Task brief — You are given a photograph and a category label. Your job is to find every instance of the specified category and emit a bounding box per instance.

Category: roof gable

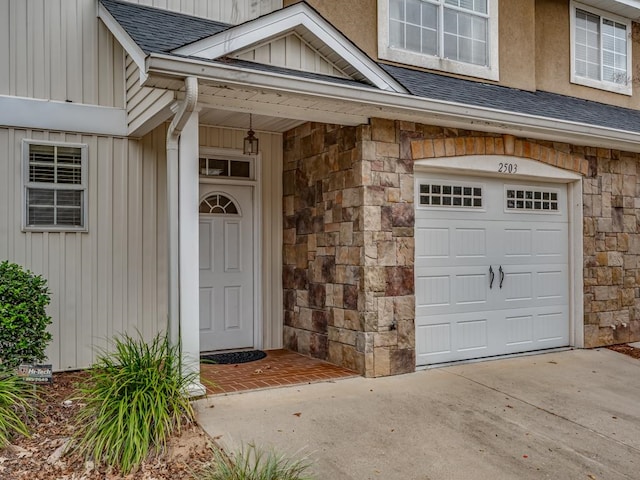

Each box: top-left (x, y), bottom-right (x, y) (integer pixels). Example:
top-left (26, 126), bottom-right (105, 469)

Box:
top-left (232, 32), bottom-right (351, 80)
top-left (171, 2), bottom-right (406, 92)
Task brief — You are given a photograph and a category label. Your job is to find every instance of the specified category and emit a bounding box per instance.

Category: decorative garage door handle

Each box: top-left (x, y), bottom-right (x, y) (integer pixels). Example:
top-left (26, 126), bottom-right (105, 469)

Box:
top-left (499, 266), bottom-right (504, 289)
top-left (489, 266), bottom-right (494, 289)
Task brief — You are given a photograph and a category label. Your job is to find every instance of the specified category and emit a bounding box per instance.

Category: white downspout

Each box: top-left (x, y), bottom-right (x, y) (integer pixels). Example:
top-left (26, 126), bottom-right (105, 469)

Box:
top-left (166, 76), bottom-right (198, 386)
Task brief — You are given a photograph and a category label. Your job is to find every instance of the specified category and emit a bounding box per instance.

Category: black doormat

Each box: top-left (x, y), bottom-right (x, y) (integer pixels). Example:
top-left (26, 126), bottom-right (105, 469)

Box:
top-left (201, 350), bottom-right (267, 365)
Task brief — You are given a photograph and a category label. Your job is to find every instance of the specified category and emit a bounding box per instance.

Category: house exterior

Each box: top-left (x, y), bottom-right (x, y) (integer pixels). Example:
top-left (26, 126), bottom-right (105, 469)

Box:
top-left (2, 0), bottom-right (640, 393)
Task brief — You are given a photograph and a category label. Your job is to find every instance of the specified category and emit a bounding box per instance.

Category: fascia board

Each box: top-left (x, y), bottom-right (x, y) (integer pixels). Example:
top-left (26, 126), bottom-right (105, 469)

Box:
top-left (148, 54), bottom-right (640, 153)
top-left (172, 3), bottom-right (406, 93)
top-left (98, 2), bottom-right (148, 84)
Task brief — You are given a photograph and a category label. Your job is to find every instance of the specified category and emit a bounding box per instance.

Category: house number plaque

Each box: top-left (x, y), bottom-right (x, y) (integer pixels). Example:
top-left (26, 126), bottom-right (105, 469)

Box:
top-left (498, 162), bottom-right (518, 174)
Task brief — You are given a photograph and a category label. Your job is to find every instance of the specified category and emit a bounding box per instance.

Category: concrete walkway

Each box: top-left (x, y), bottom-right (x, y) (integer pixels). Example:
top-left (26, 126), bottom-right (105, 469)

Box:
top-left (194, 349), bottom-right (640, 479)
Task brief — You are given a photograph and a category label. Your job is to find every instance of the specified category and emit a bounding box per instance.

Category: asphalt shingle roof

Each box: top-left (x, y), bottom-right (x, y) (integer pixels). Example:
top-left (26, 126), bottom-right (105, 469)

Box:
top-left (381, 63), bottom-right (640, 134)
top-left (100, 0), bottom-right (230, 53)
top-left (100, 0), bottom-right (640, 135)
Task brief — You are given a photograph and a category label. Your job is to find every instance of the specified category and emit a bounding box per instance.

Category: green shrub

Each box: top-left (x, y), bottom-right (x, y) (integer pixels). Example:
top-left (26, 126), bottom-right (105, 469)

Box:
top-left (0, 368), bottom-right (33, 448)
top-left (197, 444), bottom-right (314, 480)
top-left (73, 332), bottom-right (196, 474)
top-left (0, 261), bottom-right (52, 369)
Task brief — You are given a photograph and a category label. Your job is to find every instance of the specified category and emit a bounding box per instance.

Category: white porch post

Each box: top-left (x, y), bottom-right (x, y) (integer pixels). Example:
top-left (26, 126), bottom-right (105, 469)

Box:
top-left (167, 77), bottom-right (203, 397)
top-left (179, 110), bottom-right (205, 396)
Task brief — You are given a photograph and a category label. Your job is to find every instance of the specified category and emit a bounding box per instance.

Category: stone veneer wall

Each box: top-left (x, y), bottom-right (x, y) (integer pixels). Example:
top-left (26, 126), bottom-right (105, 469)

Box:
top-left (283, 118), bottom-right (640, 376)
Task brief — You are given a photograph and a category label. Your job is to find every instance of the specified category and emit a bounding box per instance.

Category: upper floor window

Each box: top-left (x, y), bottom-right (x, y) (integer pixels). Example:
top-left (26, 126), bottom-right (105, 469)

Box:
top-left (378, 0), bottom-right (499, 81)
top-left (570, 2), bottom-right (632, 95)
top-left (23, 140), bottom-right (88, 231)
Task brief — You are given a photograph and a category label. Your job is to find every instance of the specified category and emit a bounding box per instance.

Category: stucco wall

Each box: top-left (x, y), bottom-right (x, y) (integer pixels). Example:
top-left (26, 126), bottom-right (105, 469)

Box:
top-left (499, 0), bottom-right (536, 90)
top-left (284, 0), bottom-right (378, 59)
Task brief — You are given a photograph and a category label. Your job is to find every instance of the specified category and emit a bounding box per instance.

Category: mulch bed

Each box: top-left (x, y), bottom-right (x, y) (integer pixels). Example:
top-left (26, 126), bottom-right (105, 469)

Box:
top-left (0, 371), bottom-right (213, 480)
top-left (607, 343), bottom-right (640, 360)
top-left (2, 345), bottom-right (639, 478)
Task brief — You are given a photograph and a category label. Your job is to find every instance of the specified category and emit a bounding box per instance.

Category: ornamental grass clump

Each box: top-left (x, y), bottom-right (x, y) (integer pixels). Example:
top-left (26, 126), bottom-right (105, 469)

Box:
top-left (0, 368), bottom-right (33, 448)
top-left (197, 444), bottom-right (315, 480)
top-left (74, 333), bottom-right (196, 474)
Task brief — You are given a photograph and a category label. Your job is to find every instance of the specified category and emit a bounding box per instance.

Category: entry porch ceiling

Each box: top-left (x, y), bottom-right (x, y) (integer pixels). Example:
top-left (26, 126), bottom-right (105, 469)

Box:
top-left (196, 82), bottom-right (374, 131)
top-left (146, 74), bottom-right (375, 133)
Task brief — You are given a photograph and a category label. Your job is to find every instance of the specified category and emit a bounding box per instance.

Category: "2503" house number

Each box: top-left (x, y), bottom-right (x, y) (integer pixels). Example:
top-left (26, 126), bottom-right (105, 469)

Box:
top-left (498, 162), bottom-right (518, 174)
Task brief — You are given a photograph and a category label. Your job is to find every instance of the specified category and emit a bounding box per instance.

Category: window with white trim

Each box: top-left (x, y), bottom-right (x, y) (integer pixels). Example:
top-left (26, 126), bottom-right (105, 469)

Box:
top-left (379, 0), bottom-right (499, 81)
top-left (23, 141), bottom-right (88, 231)
top-left (570, 2), bottom-right (632, 95)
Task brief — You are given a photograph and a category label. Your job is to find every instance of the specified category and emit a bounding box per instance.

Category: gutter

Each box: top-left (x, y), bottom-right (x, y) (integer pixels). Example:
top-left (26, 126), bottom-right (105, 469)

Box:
top-left (166, 76), bottom-right (198, 350)
top-left (147, 54), bottom-right (640, 153)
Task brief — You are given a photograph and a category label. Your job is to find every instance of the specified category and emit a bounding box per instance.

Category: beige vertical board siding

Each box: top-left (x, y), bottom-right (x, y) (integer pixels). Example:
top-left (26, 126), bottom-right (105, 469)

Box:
top-left (0, 129), bottom-right (9, 260)
top-left (140, 125), bottom-right (169, 340)
top-left (0, 127), bottom-right (167, 370)
top-left (198, 124), bottom-right (283, 349)
top-left (0, 1), bottom-right (9, 93)
top-left (126, 56), bottom-right (175, 133)
top-left (234, 34), bottom-right (349, 78)
top-left (124, 0), bottom-right (282, 24)
top-left (0, 0), bottom-right (124, 107)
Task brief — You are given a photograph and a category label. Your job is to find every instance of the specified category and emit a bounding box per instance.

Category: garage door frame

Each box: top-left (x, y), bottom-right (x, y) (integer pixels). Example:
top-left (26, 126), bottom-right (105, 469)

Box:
top-left (414, 155), bottom-right (584, 366)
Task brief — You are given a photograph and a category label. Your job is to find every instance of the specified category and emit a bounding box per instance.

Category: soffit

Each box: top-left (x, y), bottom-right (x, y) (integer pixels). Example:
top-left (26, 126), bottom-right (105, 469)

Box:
top-left (577, 0), bottom-right (640, 19)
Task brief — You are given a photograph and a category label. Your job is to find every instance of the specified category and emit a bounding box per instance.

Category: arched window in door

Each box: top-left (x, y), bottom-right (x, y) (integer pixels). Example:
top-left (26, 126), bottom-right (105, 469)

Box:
top-left (199, 194), bottom-right (239, 215)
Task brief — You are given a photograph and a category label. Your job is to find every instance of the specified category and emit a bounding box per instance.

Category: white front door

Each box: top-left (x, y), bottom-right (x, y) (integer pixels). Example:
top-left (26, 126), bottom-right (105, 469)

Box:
top-left (199, 184), bottom-right (254, 351)
top-left (415, 173), bottom-right (570, 365)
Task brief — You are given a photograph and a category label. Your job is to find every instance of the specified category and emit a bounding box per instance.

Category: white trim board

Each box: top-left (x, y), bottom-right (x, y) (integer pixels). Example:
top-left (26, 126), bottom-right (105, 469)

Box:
top-left (0, 96), bottom-right (127, 136)
top-left (172, 2), bottom-right (406, 93)
top-left (414, 156), bottom-right (583, 182)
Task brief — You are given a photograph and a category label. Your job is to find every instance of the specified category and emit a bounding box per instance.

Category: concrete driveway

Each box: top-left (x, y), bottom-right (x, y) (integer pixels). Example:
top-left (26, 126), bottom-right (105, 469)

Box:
top-left (194, 349), bottom-right (640, 479)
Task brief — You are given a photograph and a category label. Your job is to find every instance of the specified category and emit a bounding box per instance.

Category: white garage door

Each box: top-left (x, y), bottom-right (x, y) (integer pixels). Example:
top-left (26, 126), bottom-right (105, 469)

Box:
top-left (415, 173), bottom-right (570, 366)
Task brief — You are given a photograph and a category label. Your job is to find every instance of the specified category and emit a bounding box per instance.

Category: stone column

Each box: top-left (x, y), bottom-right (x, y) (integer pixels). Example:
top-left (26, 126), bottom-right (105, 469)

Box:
top-left (283, 120), bottom-right (416, 376)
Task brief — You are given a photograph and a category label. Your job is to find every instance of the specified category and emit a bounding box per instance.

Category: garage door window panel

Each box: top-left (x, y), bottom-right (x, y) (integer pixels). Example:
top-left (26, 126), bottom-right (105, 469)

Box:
top-left (505, 186), bottom-right (560, 212)
top-left (419, 182), bottom-right (483, 207)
